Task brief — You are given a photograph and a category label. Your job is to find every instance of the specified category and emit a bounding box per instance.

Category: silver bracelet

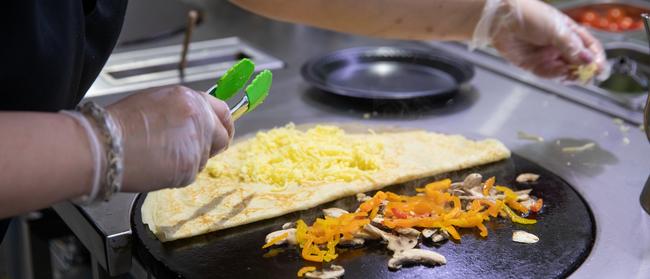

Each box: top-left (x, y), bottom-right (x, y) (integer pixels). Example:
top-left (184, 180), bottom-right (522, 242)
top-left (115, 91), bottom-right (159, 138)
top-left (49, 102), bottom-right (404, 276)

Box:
top-left (78, 102), bottom-right (124, 202)
top-left (60, 111), bottom-right (103, 205)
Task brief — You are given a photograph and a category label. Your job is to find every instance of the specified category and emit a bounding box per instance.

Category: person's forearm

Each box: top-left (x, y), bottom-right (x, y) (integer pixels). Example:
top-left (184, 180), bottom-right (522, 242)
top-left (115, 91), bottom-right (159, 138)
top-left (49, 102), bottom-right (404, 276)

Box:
top-left (230, 0), bottom-right (486, 41)
top-left (0, 112), bottom-right (93, 218)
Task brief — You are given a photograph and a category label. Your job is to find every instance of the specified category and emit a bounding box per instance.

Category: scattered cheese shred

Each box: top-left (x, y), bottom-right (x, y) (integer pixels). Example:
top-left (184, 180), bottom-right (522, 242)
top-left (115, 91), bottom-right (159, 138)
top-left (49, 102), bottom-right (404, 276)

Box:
top-left (262, 232), bottom-right (288, 249)
top-left (207, 124), bottom-right (385, 188)
top-left (297, 266), bottom-right (317, 277)
top-left (573, 62), bottom-right (598, 84)
top-left (561, 142), bottom-right (595, 153)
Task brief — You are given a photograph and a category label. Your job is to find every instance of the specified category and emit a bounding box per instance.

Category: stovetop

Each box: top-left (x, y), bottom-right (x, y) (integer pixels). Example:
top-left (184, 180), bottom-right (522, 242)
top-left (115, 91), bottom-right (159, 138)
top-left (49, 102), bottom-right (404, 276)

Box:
top-left (52, 0), bottom-right (650, 278)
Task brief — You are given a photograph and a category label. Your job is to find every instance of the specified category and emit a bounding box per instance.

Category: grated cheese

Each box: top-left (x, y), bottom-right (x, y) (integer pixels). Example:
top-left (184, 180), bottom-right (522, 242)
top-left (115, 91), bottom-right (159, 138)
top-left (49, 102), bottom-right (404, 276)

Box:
top-left (573, 62), bottom-right (598, 84)
top-left (206, 124), bottom-right (385, 188)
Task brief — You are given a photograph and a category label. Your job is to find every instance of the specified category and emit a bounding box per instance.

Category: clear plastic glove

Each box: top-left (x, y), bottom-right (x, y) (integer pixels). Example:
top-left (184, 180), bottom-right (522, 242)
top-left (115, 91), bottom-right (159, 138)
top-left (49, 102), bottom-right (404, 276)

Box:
top-left (107, 85), bottom-right (234, 192)
top-left (471, 0), bottom-right (607, 81)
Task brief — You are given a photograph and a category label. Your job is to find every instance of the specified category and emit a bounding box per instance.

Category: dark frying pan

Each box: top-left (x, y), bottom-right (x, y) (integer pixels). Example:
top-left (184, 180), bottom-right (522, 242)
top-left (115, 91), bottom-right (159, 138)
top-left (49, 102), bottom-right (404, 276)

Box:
top-left (132, 154), bottom-right (595, 279)
top-left (300, 47), bottom-right (474, 101)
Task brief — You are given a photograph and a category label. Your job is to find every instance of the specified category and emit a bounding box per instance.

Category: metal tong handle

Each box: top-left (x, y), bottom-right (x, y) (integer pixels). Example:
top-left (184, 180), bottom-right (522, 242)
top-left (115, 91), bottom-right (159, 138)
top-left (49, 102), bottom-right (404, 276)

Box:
top-left (205, 84), bottom-right (248, 122)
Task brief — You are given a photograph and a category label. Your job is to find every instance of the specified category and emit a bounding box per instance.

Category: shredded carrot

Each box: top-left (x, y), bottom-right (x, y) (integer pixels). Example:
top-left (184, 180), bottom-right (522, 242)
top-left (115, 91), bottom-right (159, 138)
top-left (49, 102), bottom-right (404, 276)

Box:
top-left (262, 232), bottom-right (288, 249)
top-left (297, 266), bottom-right (317, 277)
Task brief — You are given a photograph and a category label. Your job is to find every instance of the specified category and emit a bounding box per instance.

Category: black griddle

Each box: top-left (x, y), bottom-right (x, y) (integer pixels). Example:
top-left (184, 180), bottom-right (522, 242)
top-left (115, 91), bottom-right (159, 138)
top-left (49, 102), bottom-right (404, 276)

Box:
top-left (132, 154), bottom-right (595, 279)
top-left (300, 47), bottom-right (474, 101)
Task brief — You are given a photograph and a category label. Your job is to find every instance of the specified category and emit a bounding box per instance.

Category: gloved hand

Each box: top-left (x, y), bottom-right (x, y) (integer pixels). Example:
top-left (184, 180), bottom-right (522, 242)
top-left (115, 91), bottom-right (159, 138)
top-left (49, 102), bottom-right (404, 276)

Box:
top-left (107, 85), bottom-right (234, 192)
top-left (471, 0), bottom-right (607, 80)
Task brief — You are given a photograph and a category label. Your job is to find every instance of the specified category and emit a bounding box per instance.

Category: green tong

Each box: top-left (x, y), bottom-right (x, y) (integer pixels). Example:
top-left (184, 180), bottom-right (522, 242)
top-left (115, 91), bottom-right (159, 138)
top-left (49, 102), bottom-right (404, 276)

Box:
top-left (207, 58), bottom-right (272, 121)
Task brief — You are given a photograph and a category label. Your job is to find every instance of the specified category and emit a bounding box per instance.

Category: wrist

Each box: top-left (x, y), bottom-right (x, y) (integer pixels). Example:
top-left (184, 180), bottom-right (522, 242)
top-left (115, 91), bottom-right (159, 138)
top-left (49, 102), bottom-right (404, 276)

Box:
top-left (60, 102), bottom-right (124, 204)
top-left (80, 102), bottom-right (124, 202)
top-left (471, 0), bottom-right (521, 49)
top-left (59, 111), bottom-right (105, 200)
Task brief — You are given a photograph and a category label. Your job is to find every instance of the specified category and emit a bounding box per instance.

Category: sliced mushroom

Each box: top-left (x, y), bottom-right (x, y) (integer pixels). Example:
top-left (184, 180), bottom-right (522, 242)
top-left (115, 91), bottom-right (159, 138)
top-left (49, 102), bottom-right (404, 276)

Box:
top-left (264, 228), bottom-right (297, 246)
top-left (421, 228), bottom-right (449, 243)
top-left (396, 228), bottom-right (420, 237)
top-left (421, 229), bottom-right (435, 238)
top-left (322, 208), bottom-right (349, 218)
top-left (468, 186), bottom-right (484, 198)
top-left (516, 173), bottom-right (540, 183)
top-left (512, 230), bottom-right (539, 244)
top-left (364, 224), bottom-right (418, 254)
top-left (463, 173), bottom-right (483, 189)
top-left (356, 193), bottom-right (371, 202)
top-left (304, 265), bottom-right (345, 279)
top-left (387, 249), bottom-right (447, 270)
top-left (512, 189), bottom-right (533, 201)
top-left (354, 230), bottom-right (381, 240)
top-left (281, 222), bottom-right (294, 230)
top-left (431, 231), bottom-right (448, 243)
top-left (450, 189), bottom-right (466, 195)
top-left (339, 238), bottom-right (365, 246)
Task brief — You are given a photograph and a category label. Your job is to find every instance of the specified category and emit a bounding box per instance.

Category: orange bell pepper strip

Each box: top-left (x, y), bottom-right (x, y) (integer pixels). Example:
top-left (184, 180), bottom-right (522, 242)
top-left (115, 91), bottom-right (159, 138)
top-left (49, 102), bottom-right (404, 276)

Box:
top-left (507, 199), bottom-right (529, 214)
top-left (483, 176), bottom-right (495, 196)
top-left (477, 223), bottom-right (488, 237)
top-left (426, 179), bottom-right (452, 190)
top-left (369, 206), bottom-right (380, 220)
top-left (386, 192), bottom-right (405, 202)
top-left (495, 186), bottom-right (517, 200)
top-left (495, 186), bottom-right (529, 214)
top-left (484, 200), bottom-right (504, 217)
top-left (359, 191), bottom-right (387, 212)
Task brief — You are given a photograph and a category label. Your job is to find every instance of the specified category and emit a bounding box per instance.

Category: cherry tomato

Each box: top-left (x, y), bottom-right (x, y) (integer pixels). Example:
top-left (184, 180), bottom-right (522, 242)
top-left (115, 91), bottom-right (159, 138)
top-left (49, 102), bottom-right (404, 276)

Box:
top-left (607, 8), bottom-right (625, 21)
top-left (631, 20), bottom-right (645, 30)
top-left (618, 16), bottom-right (634, 30)
top-left (595, 17), bottom-right (610, 29)
top-left (607, 22), bottom-right (620, 32)
top-left (580, 11), bottom-right (598, 24)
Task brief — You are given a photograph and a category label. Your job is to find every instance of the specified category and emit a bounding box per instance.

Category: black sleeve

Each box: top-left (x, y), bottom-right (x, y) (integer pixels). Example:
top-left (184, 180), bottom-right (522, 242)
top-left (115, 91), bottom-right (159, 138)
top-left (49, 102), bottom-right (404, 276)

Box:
top-left (0, 219), bottom-right (10, 243)
top-left (0, 0), bottom-right (127, 112)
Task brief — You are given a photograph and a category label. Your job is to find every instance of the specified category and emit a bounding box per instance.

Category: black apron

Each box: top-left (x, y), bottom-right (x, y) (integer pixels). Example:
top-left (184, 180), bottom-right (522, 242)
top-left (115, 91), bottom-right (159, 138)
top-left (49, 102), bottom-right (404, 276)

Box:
top-left (0, 0), bottom-right (127, 241)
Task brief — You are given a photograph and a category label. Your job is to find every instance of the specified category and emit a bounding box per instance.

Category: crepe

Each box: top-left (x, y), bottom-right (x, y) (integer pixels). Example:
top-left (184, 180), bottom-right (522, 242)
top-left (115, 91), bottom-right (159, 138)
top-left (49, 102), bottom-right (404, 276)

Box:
top-left (141, 124), bottom-right (510, 242)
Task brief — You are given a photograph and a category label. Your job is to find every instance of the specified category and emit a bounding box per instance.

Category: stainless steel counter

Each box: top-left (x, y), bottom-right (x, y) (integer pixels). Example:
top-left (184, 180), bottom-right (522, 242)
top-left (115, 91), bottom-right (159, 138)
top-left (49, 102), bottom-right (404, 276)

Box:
top-left (53, 0), bottom-right (650, 278)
